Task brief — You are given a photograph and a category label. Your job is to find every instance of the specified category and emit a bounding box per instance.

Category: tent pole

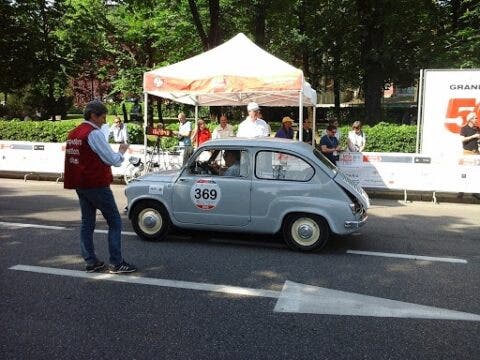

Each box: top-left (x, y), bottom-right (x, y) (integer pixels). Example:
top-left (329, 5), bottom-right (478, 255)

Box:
top-left (194, 103), bottom-right (199, 147)
top-left (298, 91), bottom-right (304, 142)
top-left (143, 92), bottom-right (148, 164)
top-left (194, 103), bottom-right (198, 127)
top-left (312, 105), bottom-right (317, 146)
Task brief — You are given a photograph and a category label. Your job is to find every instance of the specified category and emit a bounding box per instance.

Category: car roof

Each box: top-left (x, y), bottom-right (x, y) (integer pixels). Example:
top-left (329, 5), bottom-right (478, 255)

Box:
top-left (199, 137), bottom-right (315, 158)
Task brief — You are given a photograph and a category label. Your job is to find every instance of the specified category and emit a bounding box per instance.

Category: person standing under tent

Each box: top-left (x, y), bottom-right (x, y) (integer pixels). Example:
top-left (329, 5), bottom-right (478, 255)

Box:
top-left (191, 119), bottom-right (212, 147)
top-left (301, 119), bottom-right (314, 144)
top-left (175, 112), bottom-right (192, 147)
top-left (275, 117), bottom-right (295, 139)
top-left (212, 114), bottom-right (235, 139)
top-left (237, 102), bottom-right (270, 138)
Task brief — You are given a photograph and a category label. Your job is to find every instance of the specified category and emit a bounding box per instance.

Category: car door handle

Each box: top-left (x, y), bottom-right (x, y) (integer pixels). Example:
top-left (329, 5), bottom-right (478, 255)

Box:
top-left (178, 178), bottom-right (189, 182)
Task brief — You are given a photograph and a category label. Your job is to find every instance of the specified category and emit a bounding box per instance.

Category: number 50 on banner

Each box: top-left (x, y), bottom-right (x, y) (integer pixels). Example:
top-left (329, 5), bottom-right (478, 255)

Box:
top-left (445, 98), bottom-right (479, 133)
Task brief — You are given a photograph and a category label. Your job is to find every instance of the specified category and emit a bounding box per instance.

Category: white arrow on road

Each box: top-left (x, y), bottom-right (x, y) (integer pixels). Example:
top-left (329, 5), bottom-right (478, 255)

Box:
top-left (10, 265), bottom-right (480, 322)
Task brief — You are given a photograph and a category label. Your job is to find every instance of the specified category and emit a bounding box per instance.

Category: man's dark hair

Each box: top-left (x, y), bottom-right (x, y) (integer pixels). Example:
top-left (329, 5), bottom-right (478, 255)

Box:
top-left (326, 125), bottom-right (337, 132)
top-left (84, 100), bottom-right (108, 120)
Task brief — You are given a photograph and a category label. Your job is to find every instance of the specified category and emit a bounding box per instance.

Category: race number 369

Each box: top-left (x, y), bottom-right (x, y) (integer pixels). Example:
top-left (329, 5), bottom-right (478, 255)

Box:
top-left (445, 98), bottom-right (479, 133)
top-left (190, 179), bottom-right (221, 210)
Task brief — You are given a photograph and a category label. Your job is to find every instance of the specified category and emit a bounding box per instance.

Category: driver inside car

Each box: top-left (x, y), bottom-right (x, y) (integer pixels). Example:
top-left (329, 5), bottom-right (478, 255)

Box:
top-left (195, 150), bottom-right (240, 176)
top-left (220, 150), bottom-right (240, 176)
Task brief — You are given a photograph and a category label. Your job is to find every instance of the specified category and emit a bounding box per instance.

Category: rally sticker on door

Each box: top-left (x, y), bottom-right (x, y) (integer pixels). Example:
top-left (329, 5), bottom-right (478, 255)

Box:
top-left (190, 178), bottom-right (221, 210)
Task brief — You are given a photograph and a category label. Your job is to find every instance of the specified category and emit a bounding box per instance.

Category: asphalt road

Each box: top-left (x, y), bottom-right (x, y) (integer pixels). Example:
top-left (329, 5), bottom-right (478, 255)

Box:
top-left (1, 178), bottom-right (479, 360)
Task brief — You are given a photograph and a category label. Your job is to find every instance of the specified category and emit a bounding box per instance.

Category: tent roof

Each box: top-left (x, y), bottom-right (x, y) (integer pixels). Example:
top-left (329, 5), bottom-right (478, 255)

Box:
top-left (143, 33), bottom-right (316, 107)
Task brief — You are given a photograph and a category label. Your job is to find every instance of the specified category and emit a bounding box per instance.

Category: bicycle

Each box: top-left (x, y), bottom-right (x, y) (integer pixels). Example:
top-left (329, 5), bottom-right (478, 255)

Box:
top-left (124, 136), bottom-right (192, 183)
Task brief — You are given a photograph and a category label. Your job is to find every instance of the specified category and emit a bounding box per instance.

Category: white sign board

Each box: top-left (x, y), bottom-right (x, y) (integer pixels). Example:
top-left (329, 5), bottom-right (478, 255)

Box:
top-left (420, 69), bottom-right (480, 158)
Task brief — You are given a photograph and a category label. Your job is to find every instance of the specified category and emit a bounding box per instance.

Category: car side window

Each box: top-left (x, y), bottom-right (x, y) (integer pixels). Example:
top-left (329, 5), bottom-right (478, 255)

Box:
top-left (255, 151), bottom-right (314, 181)
top-left (188, 149), bottom-right (248, 177)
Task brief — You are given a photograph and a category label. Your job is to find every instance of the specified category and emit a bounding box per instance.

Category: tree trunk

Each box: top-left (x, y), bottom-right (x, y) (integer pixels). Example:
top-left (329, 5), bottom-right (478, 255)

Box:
top-left (333, 77), bottom-right (341, 113)
top-left (208, 0), bottom-right (220, 48)
top-left (254, 1), bottom-right (266, 47)
top-left (357, 0), bottom-right (385, 124)
top-left (188, 0), bottom-right (208, 50)
top-left (188, 0), bottom-right (221, 50)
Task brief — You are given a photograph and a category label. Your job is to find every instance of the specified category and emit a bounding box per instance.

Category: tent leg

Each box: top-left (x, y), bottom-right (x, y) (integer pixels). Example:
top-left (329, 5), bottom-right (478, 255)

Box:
top-left (312, 106), bottom-right (317, 146)
top-left (144, 92), bottom-right (148, 165)
top-left (298, 91), bottom-right (304, 142)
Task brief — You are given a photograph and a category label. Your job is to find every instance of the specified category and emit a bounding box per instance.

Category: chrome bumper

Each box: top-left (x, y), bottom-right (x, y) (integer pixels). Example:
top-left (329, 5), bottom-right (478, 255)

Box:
top-left (345, 213), bottom-right (368, 229)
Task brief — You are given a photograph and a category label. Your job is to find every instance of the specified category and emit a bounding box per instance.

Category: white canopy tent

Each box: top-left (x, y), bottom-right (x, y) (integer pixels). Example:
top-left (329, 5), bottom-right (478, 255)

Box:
top-left (142, 33), bottom-right (317, 146)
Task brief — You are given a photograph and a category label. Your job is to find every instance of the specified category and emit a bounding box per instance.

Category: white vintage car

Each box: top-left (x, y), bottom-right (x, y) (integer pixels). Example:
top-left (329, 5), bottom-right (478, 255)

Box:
top-left (125, 138), bottom-right (369, 251)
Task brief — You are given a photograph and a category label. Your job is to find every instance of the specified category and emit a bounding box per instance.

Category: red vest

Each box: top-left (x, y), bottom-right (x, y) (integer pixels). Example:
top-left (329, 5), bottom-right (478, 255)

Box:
top-left (64, 122), bottom-right (113, 189)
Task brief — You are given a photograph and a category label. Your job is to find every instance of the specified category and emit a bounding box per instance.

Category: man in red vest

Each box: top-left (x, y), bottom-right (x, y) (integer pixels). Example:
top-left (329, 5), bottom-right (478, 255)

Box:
top-left (64, 100), bottom-right (137, 274)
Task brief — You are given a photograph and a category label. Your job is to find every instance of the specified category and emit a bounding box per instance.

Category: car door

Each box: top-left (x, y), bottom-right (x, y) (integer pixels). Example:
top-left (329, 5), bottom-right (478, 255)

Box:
top-left (172, 148), bottom-right (251, 226)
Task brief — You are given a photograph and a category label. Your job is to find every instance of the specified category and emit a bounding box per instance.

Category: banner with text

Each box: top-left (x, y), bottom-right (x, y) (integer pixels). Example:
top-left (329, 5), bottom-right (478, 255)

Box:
top-left (420, 69), bottom-right (480, 158)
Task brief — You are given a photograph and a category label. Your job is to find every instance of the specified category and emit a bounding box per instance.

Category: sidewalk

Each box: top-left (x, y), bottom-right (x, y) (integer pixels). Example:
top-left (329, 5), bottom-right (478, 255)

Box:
top-left (1, 170), bottom-right (479, 204)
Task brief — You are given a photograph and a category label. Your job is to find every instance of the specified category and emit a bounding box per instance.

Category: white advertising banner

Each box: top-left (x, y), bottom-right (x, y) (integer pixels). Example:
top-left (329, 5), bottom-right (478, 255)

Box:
top-left (1, 141), bottom-right (478, 193)
top-left (420, 69), bottom-right (480, 158)
top-left (0, 141), bottom-right (146, 176)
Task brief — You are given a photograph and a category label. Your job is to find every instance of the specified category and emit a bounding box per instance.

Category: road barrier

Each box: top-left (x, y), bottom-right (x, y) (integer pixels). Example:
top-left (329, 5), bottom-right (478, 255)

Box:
top-left (0, 140), bottom-right (478, 195)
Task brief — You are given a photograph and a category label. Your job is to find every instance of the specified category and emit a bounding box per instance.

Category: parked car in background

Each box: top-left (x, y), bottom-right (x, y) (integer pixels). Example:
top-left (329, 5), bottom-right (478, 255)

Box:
top-left (125, 138), bottom-right (369, 251)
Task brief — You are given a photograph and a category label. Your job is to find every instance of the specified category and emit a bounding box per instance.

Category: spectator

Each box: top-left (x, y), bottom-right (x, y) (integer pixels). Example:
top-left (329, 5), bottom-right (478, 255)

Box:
top-left (212, 114), bottom-right (235, 139)
top-left (110, 116), bottom-right (128, 144)
top-left (323, 118), bottom-right (341, 141)
top-left (191, 119), bottom-right (212, 147)
top-left (275, 116), bottom-right (295, 139)
top-left (175, 112), bottom-right (192, 147)
top-left (460, 112), bottom-right (480, 155)
top-left (302, 119), bottom-right (314, 145)
top-left (347, 121), bottom-right (366, 152)
top-left (236, 102), bottom-right (270, 138)
top-left (130, 99), bottom-right (142, 122)
top-left (320, 125), bottom-right (342, 165)
top-left (63, 100), bottom-right (136, 274)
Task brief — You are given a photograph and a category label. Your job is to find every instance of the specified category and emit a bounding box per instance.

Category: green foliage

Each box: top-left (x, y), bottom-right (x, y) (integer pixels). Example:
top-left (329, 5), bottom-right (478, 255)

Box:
top-left (0, 120), bottom-right (80, 142)
top-left (340, 122), bottom-right (417, 153)
top-left (0, 120), bottom-right (145, 144)
top-left (0, 120), bottom-right (416, 152)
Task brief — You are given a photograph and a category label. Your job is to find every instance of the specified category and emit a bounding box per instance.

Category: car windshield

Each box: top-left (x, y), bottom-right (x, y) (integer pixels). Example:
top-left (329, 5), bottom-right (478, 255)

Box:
top-left (313, 148), bottom-right (338, 174)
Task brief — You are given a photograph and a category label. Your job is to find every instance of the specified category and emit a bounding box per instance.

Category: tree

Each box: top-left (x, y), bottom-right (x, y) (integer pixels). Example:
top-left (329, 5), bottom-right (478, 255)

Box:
top-left (0, 0), bottom-right (38, 99)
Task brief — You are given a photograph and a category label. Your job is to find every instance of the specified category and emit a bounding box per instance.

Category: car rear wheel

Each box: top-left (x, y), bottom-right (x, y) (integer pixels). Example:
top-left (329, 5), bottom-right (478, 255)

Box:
top-left (131, 200), bottom-right (170, 241)
top-left (283, 214), bottom-right (329, 252)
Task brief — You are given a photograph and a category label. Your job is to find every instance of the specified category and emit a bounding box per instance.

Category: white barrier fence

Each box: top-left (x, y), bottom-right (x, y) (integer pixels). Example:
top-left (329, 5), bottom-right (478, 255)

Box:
top-left (0, 140), bottom-right (479, 193)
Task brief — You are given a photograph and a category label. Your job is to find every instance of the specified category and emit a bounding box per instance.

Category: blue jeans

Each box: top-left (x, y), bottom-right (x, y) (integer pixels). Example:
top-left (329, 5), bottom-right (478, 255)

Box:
top-left (76, 187), bottom-right (123, 266)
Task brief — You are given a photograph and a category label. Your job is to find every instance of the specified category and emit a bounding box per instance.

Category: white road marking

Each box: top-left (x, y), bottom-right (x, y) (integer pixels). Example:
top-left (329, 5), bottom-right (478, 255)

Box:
top-left (274, 281), bottom-right (480, 321)
top-left (0, 222), bottom-right (470, 263)
top-left (0, 221), bottom-right (137, 236)
top-left (10, 265), bottom-right (480, 321)
top-left (0, 221), bottom-right (67, 230)
top-left (93, 229), bottom-right (137, 236)
top-left (9, 265), bottom-right (279, 299)
top-left (347, 250), bottom-right (468, 264)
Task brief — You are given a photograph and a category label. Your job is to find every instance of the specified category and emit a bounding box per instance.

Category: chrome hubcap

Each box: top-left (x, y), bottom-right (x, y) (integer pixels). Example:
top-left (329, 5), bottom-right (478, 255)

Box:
top-left (298, 224), bottom-right (314, 239)
top-left (138, 209), bottom-right (163, 235)
top-left (291, 217), bottom-right (320, 246)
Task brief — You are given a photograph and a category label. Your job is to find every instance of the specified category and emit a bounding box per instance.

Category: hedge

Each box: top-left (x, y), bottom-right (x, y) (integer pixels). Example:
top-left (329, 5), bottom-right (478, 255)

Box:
top-left (0, 119), bottom-right (417, 153)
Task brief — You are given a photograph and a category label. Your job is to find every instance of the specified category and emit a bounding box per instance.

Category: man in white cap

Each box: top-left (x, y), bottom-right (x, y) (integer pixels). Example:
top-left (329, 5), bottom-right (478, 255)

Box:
top-left (236, 102), bottom-right (270, 138)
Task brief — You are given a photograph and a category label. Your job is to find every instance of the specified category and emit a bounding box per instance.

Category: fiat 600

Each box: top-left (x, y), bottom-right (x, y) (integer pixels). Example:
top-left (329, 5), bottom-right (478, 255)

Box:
top-left (125, 138), bottom-right (369, 251)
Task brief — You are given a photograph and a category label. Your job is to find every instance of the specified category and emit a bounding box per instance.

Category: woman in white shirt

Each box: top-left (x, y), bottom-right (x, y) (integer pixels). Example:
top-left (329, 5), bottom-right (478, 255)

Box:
top-left (347, 121), bottom-right (366, 152)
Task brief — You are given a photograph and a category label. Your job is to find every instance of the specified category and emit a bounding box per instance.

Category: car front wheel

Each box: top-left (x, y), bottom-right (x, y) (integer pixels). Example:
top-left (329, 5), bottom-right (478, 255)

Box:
top-left (131, 200), bottom-right (170, 241)
top-left (283, 214), bottom-right (329, 252)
